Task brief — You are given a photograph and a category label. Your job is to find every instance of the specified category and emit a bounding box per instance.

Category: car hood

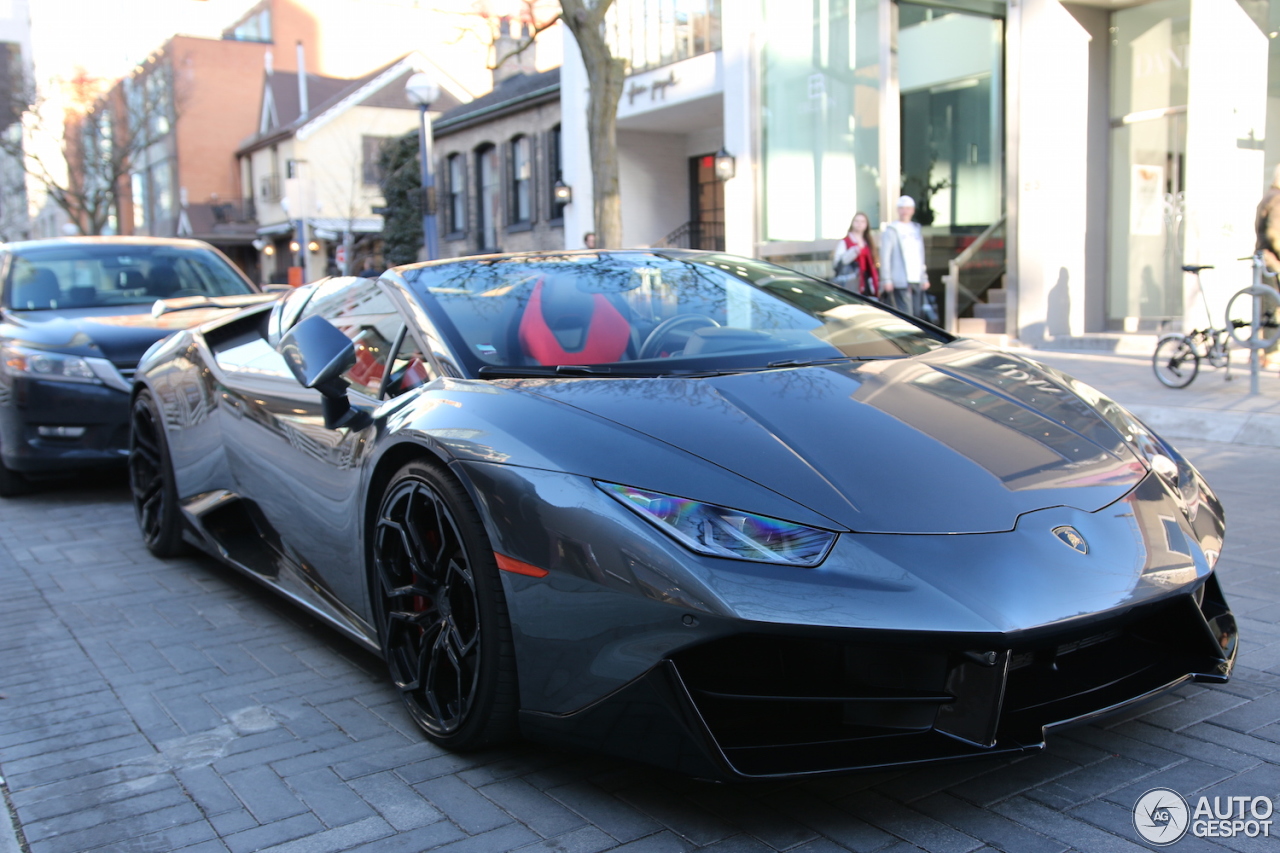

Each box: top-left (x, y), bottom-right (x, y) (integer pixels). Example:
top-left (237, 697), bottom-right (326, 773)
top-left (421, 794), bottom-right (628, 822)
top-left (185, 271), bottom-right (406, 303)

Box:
top-left (2, 294), bottom-right (275, 366)
top-left (513, 343), bottom-right (1148, 534)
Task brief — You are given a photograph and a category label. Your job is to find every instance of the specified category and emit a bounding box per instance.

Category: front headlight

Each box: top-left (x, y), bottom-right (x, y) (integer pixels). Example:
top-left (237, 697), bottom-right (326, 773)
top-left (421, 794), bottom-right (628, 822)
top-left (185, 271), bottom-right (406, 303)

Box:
top-left (598, 482), bottom-right (837, 567)
top-left (1, 344), bottom-right (129, 391)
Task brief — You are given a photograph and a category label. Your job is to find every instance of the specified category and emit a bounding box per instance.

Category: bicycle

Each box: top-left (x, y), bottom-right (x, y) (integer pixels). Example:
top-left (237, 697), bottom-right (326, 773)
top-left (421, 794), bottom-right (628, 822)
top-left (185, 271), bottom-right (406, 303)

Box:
top-left (1152, 260), bottom-right (1280, 388)
top-left (1152, 264), bottom-right (1232, 388)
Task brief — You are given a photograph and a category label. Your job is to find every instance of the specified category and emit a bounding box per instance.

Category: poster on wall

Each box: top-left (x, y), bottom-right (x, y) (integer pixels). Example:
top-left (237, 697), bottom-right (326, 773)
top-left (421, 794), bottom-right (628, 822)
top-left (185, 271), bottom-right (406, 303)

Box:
top-left (1131, 164), bottom-right (1165, 237)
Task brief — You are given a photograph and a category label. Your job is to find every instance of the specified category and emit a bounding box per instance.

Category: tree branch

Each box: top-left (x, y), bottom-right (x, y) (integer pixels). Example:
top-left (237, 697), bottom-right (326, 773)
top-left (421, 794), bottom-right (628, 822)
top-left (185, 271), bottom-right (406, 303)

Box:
top-left (488, 12), bottom-right (562, 70)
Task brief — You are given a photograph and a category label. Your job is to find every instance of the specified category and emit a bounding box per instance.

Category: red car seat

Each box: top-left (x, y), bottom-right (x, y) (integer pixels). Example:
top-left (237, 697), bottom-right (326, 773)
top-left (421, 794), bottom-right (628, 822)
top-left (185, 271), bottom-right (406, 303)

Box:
top-left (517, 277), bottom-right (631, 366)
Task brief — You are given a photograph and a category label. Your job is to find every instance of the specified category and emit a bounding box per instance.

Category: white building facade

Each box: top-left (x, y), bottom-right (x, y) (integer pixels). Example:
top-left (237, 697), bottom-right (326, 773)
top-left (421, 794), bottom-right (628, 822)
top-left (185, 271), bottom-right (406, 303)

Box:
top-left (559, 0), bottom-right (1280, 345)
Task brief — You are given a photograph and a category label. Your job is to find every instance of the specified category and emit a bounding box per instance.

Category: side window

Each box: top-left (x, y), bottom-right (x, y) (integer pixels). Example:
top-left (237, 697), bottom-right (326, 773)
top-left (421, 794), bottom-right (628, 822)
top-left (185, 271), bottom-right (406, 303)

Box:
top-left (383, 330), bottom-right (434, 399)
top-left (305, 278), bottom-right (402, 398)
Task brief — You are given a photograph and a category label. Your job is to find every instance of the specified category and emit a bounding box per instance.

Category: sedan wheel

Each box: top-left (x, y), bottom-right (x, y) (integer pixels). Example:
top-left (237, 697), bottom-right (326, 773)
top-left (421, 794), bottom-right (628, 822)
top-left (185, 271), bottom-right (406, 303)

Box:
top-left (129, 391), bottom-right (187, 557)
top-left (372, 462), bottom-right (518, 749)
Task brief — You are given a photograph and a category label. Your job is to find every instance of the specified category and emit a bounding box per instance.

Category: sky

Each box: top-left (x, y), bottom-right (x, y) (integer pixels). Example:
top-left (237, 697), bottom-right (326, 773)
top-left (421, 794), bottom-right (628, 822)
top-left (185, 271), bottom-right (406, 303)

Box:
top-left (29, 0), bottom-right (260, 88)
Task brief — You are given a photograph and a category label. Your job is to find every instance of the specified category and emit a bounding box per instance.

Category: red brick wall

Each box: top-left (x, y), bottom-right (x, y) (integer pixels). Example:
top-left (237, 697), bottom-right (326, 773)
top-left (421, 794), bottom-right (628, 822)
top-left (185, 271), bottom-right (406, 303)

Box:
top-left (170, 36), bottom-right (270, 204)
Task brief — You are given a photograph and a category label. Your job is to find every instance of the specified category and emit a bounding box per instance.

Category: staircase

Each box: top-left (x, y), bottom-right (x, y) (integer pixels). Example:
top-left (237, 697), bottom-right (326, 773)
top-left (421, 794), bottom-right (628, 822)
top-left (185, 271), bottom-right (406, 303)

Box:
top-left (957, 279), bottom-right (1006, 335)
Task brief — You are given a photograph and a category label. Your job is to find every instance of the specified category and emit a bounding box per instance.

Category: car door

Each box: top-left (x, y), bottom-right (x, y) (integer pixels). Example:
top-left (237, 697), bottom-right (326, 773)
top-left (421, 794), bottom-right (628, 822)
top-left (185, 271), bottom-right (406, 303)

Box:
top-left (216, 276), bottom-right (425, 624)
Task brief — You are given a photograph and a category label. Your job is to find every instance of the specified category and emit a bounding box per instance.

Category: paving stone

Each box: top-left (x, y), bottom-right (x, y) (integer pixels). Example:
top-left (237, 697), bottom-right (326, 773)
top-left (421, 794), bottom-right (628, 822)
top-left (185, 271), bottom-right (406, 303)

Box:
top-left (20, 784), bottom-right (190, 843)
top-left (839, 792), bottom-right (982, 853)
top-left (344, 817), bottom-right (467, 853)
top-left (911, 793), bottom-right (1067, 853)
top-left (507, 825), bottom-right (621, 853)
top-left (991, 796), bottom-right (1150, 853)
top-left (548, 782), bottom-right (664, 844)
top-left (683, 786), bottom-right (818, 852)
top-left (768, 792), bottom-right (895, 853)
top-left (222, 813), bottom-right (326, 853)
top-left (420, 823), bottom-right (540, 853)
top-left (223, 765), bottom-right (309, 824)
top-left (480, 777), bottom-right (588, 838)
top-left (350, 770), bottom-right (444, 832)
top-left (254, 814), bottom-right (394, 853)
top-left (618, 784), bottom-right (737, 846)
top-left (415, 773), bottom-right (512, 834)
top-left (285, 767), bottom-right (378, 828)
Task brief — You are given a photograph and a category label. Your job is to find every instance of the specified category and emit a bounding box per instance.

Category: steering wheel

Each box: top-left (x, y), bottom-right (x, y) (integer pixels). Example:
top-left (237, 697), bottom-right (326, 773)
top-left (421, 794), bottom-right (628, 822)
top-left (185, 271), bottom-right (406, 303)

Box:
top-left (639, 314), bottom-right (720, 360)
top-left (167, 289), bottom-right (207, 299)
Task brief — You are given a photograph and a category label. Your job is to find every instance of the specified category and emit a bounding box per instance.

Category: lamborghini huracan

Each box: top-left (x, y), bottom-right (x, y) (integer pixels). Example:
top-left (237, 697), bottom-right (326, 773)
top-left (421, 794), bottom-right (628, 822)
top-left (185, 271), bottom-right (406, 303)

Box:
top-left (128, 251), bottom-right (1237, 780)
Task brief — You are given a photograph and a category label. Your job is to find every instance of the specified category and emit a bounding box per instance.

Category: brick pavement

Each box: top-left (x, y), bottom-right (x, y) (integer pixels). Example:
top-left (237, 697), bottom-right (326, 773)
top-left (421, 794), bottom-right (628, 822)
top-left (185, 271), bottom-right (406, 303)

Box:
top-left (0, 440), bottom-right (1278, 853)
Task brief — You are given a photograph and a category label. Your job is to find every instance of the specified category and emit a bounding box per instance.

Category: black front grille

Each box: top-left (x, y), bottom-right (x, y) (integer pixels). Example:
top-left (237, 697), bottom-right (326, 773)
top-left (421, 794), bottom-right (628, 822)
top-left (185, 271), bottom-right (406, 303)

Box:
top-left (669, 586), bottom-right (1235, 777)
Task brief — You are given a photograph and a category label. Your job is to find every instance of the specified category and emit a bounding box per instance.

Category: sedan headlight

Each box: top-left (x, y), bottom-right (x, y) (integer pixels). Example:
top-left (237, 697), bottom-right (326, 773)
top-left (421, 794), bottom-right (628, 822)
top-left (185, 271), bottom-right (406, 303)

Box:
top-left (1, 344), bottom-right (130, 391)
top-left (598, 482), bottom-right (837, 567)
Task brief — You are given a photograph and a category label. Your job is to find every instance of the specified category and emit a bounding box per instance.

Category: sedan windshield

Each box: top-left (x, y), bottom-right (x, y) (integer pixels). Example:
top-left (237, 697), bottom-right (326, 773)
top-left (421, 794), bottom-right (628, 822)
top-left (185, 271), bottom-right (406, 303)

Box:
top-left (4, 243), bottom-right (256, 311)
top-left (406, 252), bottom-right (949, 377)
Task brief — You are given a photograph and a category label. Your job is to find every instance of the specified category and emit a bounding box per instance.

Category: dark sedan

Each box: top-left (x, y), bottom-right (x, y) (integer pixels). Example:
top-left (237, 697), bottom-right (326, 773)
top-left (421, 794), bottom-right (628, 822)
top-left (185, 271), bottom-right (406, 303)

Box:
top-left (130, 251), bottom-right (1236, 780)
top-left (0, 237), bottom-right (276, 495)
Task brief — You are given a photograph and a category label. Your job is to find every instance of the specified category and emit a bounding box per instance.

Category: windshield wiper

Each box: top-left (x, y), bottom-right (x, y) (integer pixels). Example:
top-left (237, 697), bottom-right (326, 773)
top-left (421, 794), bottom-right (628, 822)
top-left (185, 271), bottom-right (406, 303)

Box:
top-left (765, 356), bottom-right (881, 369)
top-left (476, 365), bottom-right (665, 379)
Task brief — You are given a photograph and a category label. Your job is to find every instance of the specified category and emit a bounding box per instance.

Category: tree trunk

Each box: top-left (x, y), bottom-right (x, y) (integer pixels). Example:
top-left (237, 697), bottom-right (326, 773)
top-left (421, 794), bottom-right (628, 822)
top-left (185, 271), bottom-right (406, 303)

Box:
top-left (560, 0), bottom-right (625, 249)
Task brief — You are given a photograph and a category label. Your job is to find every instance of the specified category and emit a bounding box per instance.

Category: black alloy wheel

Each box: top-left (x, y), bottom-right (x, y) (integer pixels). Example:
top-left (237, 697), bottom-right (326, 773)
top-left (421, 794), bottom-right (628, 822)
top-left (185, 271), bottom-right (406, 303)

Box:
top-left (372, 461), bottom-right (517, 749)
top-left (129, 391), bottom-right (187, 557)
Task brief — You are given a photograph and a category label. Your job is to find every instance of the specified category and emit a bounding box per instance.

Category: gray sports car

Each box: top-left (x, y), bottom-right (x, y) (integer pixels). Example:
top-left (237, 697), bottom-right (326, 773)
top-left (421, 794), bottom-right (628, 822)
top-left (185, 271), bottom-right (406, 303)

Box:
top-left (130, 250), bottom-right (1237, 780)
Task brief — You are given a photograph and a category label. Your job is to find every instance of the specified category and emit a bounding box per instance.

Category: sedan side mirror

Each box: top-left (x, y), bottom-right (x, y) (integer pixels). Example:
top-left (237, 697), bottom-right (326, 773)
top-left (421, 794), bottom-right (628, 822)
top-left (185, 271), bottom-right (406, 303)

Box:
top-left (278, 314), bottom-right (370, 430)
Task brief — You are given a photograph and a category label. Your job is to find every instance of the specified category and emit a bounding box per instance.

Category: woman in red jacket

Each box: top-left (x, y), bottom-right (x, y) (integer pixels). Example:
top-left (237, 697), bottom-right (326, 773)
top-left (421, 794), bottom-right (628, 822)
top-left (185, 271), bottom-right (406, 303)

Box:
top-left (831, 211), bottom-right (881, 298)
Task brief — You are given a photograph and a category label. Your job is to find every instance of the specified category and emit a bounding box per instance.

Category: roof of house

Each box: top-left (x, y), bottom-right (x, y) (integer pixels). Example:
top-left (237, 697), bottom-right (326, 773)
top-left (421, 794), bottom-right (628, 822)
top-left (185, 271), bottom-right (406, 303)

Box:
top-left (261, 70), bottom-right (353, 130)
top-left (239, 52), bottom-right (466, 154)
top-left (433, 67), bottom-right (560, 137)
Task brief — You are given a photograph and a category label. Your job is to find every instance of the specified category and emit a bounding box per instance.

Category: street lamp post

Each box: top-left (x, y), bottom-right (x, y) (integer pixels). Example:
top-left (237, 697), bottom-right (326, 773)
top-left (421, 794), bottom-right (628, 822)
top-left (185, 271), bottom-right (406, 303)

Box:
top-left (405, 72), bottom-right (441, 262)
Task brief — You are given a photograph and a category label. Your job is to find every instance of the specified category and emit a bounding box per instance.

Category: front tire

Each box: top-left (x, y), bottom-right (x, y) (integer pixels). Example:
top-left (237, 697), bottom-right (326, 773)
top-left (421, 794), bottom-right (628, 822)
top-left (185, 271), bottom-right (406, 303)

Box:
top-left (1153, 336), bottom-right (1199, 388)
top-left (129, 391), bottom-right (188, 557)
top-left (371, 461), bottom-right (518, 750)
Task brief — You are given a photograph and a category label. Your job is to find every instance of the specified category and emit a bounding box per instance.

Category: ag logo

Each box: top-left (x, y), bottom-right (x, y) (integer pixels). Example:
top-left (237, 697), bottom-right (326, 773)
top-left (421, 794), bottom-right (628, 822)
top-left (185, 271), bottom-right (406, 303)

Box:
top-left (1134, 787), bottom-right (1190, 846)
top-left (1052, 525), bottom-right (1088, 555)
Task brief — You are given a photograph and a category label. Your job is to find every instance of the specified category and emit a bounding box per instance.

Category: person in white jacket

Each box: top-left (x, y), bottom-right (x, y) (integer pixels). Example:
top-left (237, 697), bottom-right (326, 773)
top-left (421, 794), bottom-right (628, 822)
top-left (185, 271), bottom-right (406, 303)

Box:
top-left (880, 195), bottom-right (930, 317)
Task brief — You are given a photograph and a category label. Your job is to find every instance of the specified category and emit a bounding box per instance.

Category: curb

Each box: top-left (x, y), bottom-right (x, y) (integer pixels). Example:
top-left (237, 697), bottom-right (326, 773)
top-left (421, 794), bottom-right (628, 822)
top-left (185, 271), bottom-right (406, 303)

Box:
top-left (0, 776), bottom-right (25, 853)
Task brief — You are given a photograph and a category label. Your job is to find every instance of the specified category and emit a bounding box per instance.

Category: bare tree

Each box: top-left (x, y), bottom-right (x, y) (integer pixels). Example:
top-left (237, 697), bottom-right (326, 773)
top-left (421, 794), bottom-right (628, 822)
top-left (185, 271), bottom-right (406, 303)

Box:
top-left (3, 62), bottom-right (179, 236)
top-left (559, 0), bottom-right (624, 248)
top-left (451, 0), bottom-right (625, 248)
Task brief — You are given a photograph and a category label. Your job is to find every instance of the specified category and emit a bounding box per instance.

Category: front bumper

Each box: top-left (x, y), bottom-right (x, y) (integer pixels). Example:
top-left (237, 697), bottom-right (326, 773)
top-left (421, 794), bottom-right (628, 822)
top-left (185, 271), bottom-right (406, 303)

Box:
top-left (520, 575), bottom-right (1237, 780)
top-left (0, 376), bottom-right (131, 472)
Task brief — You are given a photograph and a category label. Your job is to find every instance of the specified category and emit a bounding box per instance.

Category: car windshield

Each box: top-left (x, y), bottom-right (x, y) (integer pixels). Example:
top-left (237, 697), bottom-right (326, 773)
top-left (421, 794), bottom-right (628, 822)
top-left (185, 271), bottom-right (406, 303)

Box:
top-left (406, 252), bottom-right (950, 377)
top-left (4, 243), bottom-right (256, 311)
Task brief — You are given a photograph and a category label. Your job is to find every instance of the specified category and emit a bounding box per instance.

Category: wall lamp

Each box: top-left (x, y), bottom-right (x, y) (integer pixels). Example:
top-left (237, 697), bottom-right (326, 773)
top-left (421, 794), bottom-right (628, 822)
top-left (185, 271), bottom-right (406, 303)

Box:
top-left (714, 147), bottom-right (736, 181)
top-left (553, 179), bottom-right (572, 204)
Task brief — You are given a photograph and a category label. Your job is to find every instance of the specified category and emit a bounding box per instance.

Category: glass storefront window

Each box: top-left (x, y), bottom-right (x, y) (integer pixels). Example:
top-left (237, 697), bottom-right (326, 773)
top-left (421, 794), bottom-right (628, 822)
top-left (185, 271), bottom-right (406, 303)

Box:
top-left (1105, 0), bottom-right (1271, 330)
top-left (897, 4), bottom-right (1003, 231)
top-left (1107, 0), bottom-right (1190, 329)
top-left (762, 0), bottom-right (881, 242)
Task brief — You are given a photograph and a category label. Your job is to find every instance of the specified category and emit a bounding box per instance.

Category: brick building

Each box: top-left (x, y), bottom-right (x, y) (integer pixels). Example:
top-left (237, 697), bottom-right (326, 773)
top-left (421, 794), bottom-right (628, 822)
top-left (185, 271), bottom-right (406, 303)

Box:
top-left (434, 66), bottom-right (564, 257)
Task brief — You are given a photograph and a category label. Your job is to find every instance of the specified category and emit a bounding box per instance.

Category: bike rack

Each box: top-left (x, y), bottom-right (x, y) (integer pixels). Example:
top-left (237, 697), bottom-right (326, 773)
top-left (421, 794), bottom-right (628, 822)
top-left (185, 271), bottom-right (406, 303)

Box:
top-left (1227, 255), bottom-right (1280, 396)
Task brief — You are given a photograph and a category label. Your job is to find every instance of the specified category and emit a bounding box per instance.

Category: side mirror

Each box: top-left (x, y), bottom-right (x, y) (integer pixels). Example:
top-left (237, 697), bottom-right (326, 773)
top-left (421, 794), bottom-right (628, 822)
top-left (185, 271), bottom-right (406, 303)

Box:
top-left (279, 314), bottom-right (355, 390)
top-left (278, 314), bottom-right (370, 430)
